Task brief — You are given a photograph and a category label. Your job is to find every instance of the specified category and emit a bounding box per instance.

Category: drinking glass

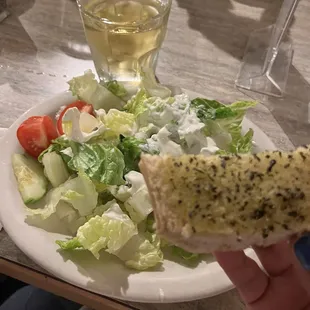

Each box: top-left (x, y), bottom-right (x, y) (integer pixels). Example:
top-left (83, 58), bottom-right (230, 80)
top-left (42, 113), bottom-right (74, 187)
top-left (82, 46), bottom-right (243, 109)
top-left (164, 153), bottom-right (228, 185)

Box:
top-left (76, 0), bottom-right (172, 88)
top-left (235, 0), bottom-right (299, 98)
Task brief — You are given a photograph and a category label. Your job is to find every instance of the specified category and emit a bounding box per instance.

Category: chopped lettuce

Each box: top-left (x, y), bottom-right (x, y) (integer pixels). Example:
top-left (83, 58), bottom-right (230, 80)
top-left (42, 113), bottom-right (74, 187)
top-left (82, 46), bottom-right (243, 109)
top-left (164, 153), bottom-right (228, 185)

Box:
top-left (116, 233), bottom-right (163, 270)
top-left (56, 204), bottom-right (161, 270)
top-left (109, 171), bottom-right (152, 224)
top-left (230, 127), bottom-right (254, 154)
top-left (124, 187), bottom-right (153, 224)
top-left (55, 201), bottom-right (87, 234)
top-left (59, 147), bottom-right (74, 166)
top-left (136, 96), bottom-right (176, 129)
top-left (56, 237), bottom-right (83, 250)
top-left (89, 200), bottom-right (116, 218)
top-left (191, 98), bottom-right (257, 153)
top-left (124, 89), bottom-right (148, 117)
top-left (104, 109), bottom-right (136, 137)
top-left (27, 172), bottom-right (97, 222)
top-left (134, 123), bottom-right (159, 140)
top-left (105, 80), bottom-right (127, 98)
top-left (118, 137), bottom-right (144, 174)
top-left (22, 70), bottom-right (258, 271)
top-left (38, 136), bottom-right (71, 163)
top-left (68, 70), bottom-right (124, 110)
top-left (75, 201), bottom-right (137, 258)
top-left (69, 143), bottom-right (125, 186)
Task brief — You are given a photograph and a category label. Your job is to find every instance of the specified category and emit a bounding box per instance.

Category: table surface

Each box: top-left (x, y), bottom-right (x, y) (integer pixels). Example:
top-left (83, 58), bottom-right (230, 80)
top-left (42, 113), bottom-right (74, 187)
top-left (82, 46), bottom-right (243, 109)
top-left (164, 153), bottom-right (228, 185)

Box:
top-left (1, 0), bottom-right (310, 309)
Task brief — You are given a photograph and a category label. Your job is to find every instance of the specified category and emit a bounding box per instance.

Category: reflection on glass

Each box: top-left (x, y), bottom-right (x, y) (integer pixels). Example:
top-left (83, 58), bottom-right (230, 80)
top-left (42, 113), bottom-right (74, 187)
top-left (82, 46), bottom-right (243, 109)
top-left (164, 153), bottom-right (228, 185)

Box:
top-left (77, 0), bottom-right (172, 87)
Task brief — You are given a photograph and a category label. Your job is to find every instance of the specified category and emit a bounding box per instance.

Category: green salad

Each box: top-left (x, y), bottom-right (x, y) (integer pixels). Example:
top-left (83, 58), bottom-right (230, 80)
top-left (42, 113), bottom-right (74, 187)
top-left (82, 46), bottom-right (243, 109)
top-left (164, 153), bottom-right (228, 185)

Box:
top-left (12, 70), bottom-right (256, 271)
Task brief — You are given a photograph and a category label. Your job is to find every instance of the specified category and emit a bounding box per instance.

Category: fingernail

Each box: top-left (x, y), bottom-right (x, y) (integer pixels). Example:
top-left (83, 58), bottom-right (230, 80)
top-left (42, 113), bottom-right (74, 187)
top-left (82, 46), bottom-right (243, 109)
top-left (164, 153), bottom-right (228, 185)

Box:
top-left (294, 234), bottom-right (310, 270)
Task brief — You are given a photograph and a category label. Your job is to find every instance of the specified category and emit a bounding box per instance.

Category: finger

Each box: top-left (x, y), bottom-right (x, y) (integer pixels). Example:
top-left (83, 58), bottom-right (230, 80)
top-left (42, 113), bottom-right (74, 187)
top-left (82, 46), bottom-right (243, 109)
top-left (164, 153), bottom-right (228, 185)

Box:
top-left (214, 250), bottom-right (269, 304)
top-left (253, 240), bottom-right (294, 277)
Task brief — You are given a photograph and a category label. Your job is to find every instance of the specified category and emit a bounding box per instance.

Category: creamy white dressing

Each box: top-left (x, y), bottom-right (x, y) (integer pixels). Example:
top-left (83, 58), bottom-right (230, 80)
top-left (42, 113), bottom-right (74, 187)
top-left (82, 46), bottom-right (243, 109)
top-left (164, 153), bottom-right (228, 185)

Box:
top-left (139, 93), bottom-right (219, 156)
top-left (63, 92), bottom-right (221, 157)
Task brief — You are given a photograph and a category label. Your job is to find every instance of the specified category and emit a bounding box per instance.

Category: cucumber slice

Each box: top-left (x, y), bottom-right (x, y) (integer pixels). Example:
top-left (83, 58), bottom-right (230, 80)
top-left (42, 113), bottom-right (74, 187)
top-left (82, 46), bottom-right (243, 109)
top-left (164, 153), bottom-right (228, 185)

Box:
top-left (42, 152), bottom-right (70, 188)
top-left (12, 154), bottom-right (48, 205)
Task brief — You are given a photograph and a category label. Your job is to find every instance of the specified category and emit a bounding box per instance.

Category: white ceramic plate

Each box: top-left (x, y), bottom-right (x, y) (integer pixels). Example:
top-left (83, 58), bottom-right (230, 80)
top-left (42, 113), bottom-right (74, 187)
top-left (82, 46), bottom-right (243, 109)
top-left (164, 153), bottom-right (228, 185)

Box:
top-left (0, 90), bottom-right (276, 303)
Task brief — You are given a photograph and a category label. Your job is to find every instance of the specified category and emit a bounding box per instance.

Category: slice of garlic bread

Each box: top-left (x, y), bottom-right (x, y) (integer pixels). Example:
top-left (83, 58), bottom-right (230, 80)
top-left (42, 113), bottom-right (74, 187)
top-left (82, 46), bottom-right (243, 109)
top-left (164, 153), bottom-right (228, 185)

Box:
top-left (139, 147), bottom-right (310, 253)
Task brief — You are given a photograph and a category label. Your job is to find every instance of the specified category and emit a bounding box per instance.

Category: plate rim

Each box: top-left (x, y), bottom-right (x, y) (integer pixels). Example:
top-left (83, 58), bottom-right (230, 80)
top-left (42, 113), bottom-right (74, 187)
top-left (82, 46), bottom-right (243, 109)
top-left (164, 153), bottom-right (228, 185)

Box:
top-left (0, 90), bottom-right (274, 303)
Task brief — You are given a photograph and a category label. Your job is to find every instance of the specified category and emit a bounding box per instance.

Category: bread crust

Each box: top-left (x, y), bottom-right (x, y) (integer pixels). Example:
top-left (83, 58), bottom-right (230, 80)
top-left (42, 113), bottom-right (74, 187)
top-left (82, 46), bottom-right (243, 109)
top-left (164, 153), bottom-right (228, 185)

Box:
top-left (139, 152), bottom-right (310, 254)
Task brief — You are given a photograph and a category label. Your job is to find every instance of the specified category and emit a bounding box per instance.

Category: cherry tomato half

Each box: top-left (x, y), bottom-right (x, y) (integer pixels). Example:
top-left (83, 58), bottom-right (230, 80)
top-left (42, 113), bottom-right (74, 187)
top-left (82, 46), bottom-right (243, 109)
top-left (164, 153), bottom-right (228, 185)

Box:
top-left (17, 116), bottom-right (59, 158)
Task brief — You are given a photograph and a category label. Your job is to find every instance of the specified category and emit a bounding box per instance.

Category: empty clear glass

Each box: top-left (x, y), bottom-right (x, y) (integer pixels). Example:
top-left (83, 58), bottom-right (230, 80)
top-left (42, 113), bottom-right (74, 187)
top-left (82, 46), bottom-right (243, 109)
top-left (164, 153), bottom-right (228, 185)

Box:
top-left (235, 0), bottom-right (299, 98)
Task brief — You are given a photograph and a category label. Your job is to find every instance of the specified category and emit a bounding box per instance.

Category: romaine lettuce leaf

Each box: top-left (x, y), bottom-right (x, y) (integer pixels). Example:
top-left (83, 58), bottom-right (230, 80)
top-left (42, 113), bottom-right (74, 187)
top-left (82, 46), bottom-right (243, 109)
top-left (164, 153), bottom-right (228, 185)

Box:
top-left (89, 200), bottom-right (116, 218)
top-left (230, 127), bottom-right (254, 154)
top-left (191, 98), bottom-right (257, 153)
top-left (116, 233), bottom-right (163, 270)
top-left (124, 186), bottom-right (153, 224)
top-left (104, 109), bottom-right (136, 137)
top-left (38, 136), bottom-right (71, 163)
top-left (105, 80), bottom-right (127, 98)
top-left (69, 143), bottom-right (125, 186)
top-left (55, 201), bottom-right (87, 234)
top-left (124, 89), bottom-right (148, 117)
top-left (109, 171), bottom-right (152, 224)
top-left (118, 137), bottom-right (144, 174)
top-left (27, 172), bottom-right (97, 220)
top-left (56, 204), bottom-right (162, 270)
top-left (134, 123), bottom-right (159, 140)
top-left (68, 70), bottom-right (124, 110)
top-left (59, 147), bottom-right (74, 166)
top-left (56, 237), bottom-right (83, 250)
top-left (75, 201), bottom-right (137, 258)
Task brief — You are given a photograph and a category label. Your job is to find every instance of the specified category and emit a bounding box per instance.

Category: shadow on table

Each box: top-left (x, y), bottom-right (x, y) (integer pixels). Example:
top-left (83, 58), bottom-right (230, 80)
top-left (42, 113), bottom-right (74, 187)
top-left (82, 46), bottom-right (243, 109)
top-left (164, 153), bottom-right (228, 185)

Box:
top-left (0, 0), bottom-right (91, 73)
top-left (0, 0), bottom-right (37, 64)
top-left (175, 0), bottom-right (290, 60)
top-left (266, 66), bottom-right (310, 147)
top-left (176, 0), bottom-right (310, 147)
top-left (238, 66), bottom-right (310, 148)
top-left (0, 0), bottom-right (39, 94)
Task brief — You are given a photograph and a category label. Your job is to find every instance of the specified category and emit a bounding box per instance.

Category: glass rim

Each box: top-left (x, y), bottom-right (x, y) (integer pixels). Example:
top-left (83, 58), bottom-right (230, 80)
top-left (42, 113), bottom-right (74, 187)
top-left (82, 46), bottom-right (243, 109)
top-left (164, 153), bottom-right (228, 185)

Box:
top-left (76, 0), bottom-right (172, 26)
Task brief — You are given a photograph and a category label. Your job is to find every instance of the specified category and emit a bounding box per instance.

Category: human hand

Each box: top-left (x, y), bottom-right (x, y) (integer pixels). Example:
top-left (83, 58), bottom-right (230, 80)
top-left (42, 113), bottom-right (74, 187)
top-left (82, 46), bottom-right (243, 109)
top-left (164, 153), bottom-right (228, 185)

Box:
top-left (214, 237), bottom-right (310, 310)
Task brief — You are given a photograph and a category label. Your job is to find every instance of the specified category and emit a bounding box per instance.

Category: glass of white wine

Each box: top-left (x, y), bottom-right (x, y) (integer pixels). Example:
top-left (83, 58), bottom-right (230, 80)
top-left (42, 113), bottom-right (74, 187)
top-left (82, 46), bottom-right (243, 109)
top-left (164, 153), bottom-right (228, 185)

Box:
top-left (77, 0), bottom-right (172, 88)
